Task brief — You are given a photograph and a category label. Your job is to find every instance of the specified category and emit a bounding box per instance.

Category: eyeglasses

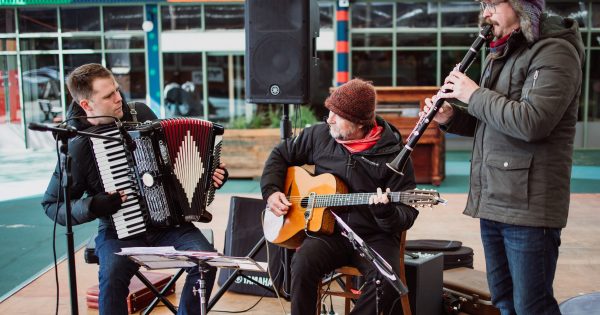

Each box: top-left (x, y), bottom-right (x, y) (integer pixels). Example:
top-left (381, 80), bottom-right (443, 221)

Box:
top-left (480, 1), bottom-right (506, 14)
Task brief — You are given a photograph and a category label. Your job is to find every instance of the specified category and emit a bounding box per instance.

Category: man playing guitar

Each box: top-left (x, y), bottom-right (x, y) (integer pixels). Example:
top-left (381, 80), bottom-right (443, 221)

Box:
top-left (261, 79), bottom-right (419, 315)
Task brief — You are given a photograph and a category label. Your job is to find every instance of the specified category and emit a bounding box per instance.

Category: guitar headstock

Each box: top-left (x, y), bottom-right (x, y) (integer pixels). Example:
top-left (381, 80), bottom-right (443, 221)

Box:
top-left (404, 189), bottom-right (447, 207)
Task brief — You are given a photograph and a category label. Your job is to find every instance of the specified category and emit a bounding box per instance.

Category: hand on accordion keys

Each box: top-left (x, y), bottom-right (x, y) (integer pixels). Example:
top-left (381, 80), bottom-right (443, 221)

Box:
top-left (90, 191), bottom-right (126, 218)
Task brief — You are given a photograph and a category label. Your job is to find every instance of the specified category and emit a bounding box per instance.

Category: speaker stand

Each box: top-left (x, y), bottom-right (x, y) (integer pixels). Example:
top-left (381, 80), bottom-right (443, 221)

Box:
top-left (209, 105), bottom-right (295, 310)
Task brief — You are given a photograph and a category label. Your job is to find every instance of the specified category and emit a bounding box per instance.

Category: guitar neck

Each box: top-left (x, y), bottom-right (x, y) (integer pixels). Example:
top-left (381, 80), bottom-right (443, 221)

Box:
top-left (314, 192), bottom-right (410, 208)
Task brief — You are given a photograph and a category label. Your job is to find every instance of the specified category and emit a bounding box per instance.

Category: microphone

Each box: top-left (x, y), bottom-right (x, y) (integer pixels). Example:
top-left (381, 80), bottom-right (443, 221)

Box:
top-left (117, 122), bottom-right (136, 152)
top-left (28, 122), bottom-right (78, 139)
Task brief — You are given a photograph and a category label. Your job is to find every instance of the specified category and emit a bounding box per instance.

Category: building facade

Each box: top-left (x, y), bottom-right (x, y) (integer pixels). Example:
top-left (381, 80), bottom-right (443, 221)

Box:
top-left (0, 0), bottom-right (598, 149)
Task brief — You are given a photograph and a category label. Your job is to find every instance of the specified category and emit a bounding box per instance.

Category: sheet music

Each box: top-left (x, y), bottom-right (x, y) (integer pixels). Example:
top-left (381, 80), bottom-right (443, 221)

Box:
top-left (117, 247), bottom-right (267, 272)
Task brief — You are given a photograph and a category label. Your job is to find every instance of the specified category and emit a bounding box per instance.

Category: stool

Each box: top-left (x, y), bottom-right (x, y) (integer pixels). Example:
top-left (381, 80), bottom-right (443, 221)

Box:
top-left (84, 228), bottom-right (214, 314)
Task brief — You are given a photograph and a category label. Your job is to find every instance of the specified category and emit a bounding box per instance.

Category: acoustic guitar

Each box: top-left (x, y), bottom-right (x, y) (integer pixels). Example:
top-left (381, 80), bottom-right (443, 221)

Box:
top-left (263, 166), bottom-right (446, 249)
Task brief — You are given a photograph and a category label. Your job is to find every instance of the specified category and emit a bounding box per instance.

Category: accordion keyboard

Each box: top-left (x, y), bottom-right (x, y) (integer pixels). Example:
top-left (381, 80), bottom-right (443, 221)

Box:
top-left (90, 127), bottom-right (146, 239)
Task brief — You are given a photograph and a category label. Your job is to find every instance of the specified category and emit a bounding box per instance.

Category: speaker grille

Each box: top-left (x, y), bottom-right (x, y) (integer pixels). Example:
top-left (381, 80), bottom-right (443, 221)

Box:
top-left (245, 0), bottom-right (317, 104)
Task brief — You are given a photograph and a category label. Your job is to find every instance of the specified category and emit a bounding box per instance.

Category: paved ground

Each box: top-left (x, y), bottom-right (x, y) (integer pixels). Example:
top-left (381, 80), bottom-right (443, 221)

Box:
top-left (0, 148), bottom-right (599, 308)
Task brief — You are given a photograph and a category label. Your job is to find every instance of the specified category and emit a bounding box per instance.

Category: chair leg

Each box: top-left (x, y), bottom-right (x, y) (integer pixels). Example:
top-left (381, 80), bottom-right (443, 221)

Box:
top-left (344, 274), bottom-right (352, 315)
top-left (137, 269), bottom-right (184, 314)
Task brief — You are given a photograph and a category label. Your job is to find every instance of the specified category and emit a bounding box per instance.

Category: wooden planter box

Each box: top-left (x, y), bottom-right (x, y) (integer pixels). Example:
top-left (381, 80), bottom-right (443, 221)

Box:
top-left (221, 128), bottom-right (281, 178)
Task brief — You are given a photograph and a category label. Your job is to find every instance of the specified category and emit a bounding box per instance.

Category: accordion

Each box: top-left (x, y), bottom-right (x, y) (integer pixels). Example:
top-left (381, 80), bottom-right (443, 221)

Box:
top-left (88, 118), bottom-right (224, 239)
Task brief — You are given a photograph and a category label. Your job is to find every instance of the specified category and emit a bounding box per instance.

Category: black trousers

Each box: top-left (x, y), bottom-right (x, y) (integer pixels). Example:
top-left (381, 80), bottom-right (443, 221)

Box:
top-left (291, 231), bottom-right (402, 315)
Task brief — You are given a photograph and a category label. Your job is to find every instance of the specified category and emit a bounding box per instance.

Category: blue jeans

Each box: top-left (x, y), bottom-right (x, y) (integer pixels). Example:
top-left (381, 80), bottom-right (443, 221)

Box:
top-left (480, 219), bottom-right (561, 315)
top-left (95, 223), bottom-right (216, 315)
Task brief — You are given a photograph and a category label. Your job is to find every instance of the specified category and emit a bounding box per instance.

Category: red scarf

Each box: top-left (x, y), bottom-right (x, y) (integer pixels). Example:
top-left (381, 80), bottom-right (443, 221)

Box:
top-left (335, 122), bottom-right (383, 153)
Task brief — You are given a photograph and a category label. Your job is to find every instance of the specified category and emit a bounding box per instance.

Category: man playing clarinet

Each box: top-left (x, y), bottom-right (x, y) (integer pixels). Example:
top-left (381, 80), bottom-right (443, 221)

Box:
top-left (425, 1), bottom-right (584, 314)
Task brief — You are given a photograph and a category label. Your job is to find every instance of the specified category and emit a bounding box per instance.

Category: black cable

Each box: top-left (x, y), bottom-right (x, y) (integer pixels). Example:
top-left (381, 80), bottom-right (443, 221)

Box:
top-left (53, 137), bottom-right (61, 315)
top-left (388, 296), bottom-right (401, 315)
top-left (210, 295), bottom-right (266, 313)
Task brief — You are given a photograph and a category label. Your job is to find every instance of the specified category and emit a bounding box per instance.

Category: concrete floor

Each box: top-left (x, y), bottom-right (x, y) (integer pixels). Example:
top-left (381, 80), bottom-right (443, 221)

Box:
top-left (0, 192), bottom-right (598, 315)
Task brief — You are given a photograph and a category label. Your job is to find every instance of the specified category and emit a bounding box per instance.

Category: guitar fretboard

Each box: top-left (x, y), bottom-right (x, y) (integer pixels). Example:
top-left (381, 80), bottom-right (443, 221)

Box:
top-left (309, 192), bottom-right (422, 208)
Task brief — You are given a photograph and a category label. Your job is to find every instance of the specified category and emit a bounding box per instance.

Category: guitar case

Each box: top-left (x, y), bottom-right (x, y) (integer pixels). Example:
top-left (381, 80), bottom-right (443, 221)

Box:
top-left (443, 267), bottom-right (500, 315)
top-left (406, 239), bottom-right (474, 270)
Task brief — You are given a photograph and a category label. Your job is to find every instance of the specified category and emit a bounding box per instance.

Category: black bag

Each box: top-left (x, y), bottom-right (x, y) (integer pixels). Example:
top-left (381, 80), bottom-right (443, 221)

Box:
top-left (217, 196), bottom-right (291, 298)
top-left (406, 239), bottom-right (474, 270)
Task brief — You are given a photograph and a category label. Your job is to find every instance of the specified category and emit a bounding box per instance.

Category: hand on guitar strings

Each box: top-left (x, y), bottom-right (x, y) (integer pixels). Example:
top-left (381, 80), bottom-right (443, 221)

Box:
top-left (267, 191), bottom-right (292, 217)
top-left (369, 188), bottom-right (395, 218)
top-left (368, 188), bottom-right (391, 205)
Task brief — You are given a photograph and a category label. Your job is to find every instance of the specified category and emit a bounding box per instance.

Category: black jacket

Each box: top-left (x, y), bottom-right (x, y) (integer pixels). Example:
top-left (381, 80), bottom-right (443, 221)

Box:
top-left (41, 100), bottom-right (157, 229)
top-left (260, 117), bottom-right (419, 244)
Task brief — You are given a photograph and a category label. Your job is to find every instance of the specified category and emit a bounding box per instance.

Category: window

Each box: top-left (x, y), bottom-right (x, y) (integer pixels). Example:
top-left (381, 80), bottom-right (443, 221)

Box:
top-left (396, 2), bottom-right (437, 28)
top-left (0, 9), bottom-right (15, 33)
top-left (440, 2), bottom-right (480, 28)
top-left (546, 2), bottom-right (588, 28)
top-left (205, 4), bottom-right (244, 30)
top-left (0, 55), bottom-right (20, 124)
top-left (319, 3), bottom-right (334, 29)
top-left (161, 5), bottom-right (202, 31)
top-left (397, 51), bottom-right (436, 86)
top-left (60, 7), bottom-right (100, 32)
top-left (106, 52), bottom-right (146, 101)
top-left (352, 50), bottom-right (393, 86)
top-left (352, 2), bottom-right (394, 28)
top-left (162, 53), bottom-right (205, 118)
top-left (18, 8), bottom-right (57, 33)
top-left (103, 6), bottom-right (143, 31)
top-left (20, 54), bottom-right (61, 125)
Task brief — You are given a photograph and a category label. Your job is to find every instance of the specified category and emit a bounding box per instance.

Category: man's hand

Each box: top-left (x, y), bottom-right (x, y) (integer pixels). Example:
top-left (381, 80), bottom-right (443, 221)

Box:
top-left (422, 95), bottom-right (454, 125)
top-left (369, 188), bottom-right (394, 218)
top-left (90, 191), bottom-right (126, 218)
top-left (368, 187), bottom-right (390, 205)
top-left (267, 192), bottom-right (292, 217)
top-left (437, 70), bottom-right (480, 104)
top-left (212, 163), bottom-right (228, 188)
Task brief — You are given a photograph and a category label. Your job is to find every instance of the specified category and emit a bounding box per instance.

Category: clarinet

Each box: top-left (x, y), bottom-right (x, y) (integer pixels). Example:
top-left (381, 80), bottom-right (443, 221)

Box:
top-left (387, 24), bottom-right (493, 175)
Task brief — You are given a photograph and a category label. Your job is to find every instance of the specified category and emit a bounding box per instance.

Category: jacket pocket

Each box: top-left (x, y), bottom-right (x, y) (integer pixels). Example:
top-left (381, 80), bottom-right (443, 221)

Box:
top-left (483, 152), bottom-right (532, 209)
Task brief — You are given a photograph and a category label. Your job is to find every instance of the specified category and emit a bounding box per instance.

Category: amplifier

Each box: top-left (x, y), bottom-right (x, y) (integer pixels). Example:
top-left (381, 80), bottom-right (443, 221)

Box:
top-left (405, 252), bottom-right (444, 315)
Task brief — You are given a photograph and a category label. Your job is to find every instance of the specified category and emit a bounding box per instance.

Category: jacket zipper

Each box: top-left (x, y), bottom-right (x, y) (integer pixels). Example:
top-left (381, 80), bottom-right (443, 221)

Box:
top-left (359, 156), bottom-right (379, 167)
top-left (525, 70), bottom-right (539, 101)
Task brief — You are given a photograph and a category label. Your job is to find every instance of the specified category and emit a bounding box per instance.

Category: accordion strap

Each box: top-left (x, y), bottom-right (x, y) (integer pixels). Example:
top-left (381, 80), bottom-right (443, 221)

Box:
top-left (127, 102), bottom-right (138, 122)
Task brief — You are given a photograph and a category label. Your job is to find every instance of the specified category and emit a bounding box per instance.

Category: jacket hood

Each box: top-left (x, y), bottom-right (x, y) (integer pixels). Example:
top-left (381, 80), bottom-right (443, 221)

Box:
top-left (66, 92), bottom-right (134, 130)
top-left (363, 116), bottom-right (403, 155)
top-left (539, 15), bottom-right (585, 65)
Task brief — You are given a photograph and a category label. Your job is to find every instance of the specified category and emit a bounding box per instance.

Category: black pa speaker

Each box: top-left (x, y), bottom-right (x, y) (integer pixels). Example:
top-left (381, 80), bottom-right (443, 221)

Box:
top-left (245, 0), bottom-right (320, 104)
top-left (217, 196), bottom-right (292, 298)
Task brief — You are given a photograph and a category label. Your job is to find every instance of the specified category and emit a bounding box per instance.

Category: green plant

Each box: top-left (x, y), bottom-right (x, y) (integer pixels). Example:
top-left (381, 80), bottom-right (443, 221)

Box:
top-left (228, 106), bottom-right (319, 129)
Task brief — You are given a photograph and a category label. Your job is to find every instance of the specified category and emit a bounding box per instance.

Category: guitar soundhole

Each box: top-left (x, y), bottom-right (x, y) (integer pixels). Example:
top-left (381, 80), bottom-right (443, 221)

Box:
top-left (300, 197), bottom-right (309, 208)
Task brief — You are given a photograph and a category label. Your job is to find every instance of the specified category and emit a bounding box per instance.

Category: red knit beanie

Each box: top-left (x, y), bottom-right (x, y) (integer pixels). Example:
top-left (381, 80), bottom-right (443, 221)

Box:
top-left (325, 79), bottom-right (376, 125)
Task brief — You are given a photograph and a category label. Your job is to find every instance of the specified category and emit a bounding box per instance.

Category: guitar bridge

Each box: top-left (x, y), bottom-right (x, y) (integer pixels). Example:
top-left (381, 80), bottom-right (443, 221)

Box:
top-left (304, 192), bottom-right (317, 230)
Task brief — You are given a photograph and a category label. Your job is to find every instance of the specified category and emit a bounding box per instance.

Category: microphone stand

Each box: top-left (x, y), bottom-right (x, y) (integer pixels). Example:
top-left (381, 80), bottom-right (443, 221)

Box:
top-left (29, 122), bottom-right (123, 315)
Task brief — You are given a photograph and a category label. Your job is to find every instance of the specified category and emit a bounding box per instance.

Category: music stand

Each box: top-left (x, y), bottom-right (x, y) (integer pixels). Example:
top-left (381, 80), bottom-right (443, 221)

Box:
top-left (117, 247), bottom-right (267, 315)
top-left (332, 213), bottom-right (408, 314)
